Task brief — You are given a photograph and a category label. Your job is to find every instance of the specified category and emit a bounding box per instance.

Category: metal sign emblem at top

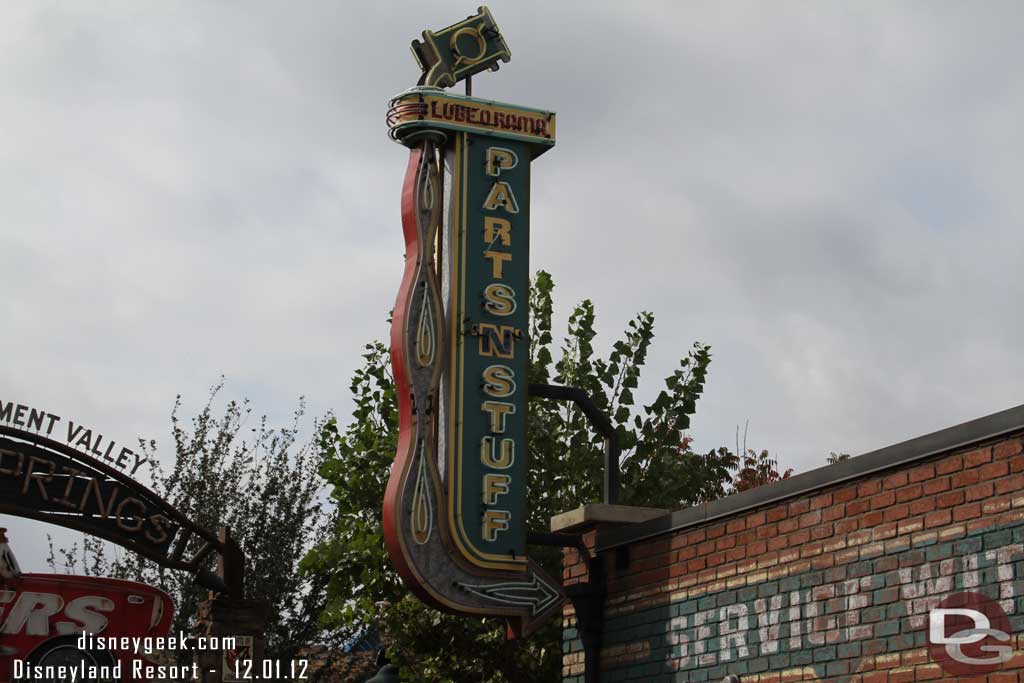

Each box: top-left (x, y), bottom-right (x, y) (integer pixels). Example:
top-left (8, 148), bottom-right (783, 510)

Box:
top-left (411, 6), bottom-right (511, 89)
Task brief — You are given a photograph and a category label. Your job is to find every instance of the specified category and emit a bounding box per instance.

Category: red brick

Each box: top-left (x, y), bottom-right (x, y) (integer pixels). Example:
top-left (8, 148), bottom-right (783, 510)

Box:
top-left (779, 517), bottom-right (798, 533)
top-left (810, 493), bottom-right (833, 509)
top-left (788, 529), bottom-right (810, 547)
top-left (811, 523), bottom-right (832, 540)
top-left (908, 463), bottom-right (935, 483)
top-left (994, 438), bottom-right (1023, 459)
top-left (835, 547), bottom-right (860, 564)
top-left (986, 674), bottom-right (1018, 683)
top-left (966, 518), bottom-right (991, 534)
top-left (847, 499), bottom-right (871, 515)
top-left (873, 522), bottom-right (898, 540)
top-left (874, 653), bottom-right (901, 669)
top-left (953, 502), bottom-right (981, 522)
top-left (963, 446), bottom-right (993, 468)
top-left (848, 529), bottom-right (872, 545)
top-left (895, 484), bottom-right (922, 503)
top-left (834, 486), bottom-right (858, 503)
top-left (801, 540), bottom-right (823, 558)
top-left (965, 482), bottom-right (994, 502)
top-left (726, 518), bottom-right (745, 533)
top-left (900, 649), bottom-right (928, 666)
top-left (995, 473), bottom-right (1024, 495)
top-left (913, 664), bottom-right (943, 680)
top-left (823, 504), bottom-right (846, 521)
top-left (952, 468), bottom-right (981, 488)
top-left (859, 480), bottom-right (882, 496)
top-left (871, 491), bottom-right (896, 509)
top-left (883, 472), bottom-right (908, 489)
top-left (923, 477), bottom-right (950, 495)
top-left (979, 460), bottom-right (1009, 480)
top-left (716, 535), bottom-right (736, 551)
top-left (835, 519), bottom-right (859, 535)
top-left (811, 553), bottom-right (834, 570)
top-left (765, 505), bottom-right (788, 522)
top-left (898, 517), bottom-right (924, 535)
top-left (746, 511), bottom-right (766, 527)
top-left (936, 490), bottom-right (965, 508)
top-left (861, 511), bottom-right (884, 527)
top-left (925, 509), bottom-right (952, 528)
top-left (800, 510), bottom-right (823, 528)
top-left (909, 498), bottom-right (936, 515)
top-left (756, 524), bottom-right (779, 539)
top-left (788, 499), bottom-right (810, 515)
top-left (883, 504), bottom-right (910, 522)
top-left (748, 540), bottom-right (767, 555)
top-left (736, 529), bottom-right (756, 544)
top-left (676, 545), bottom-right (696, 561)
top-left (982, 495), bottom-right (1011, 515)
top-left (937, 454), bottom-right (964, 474)
top-left (727, 547), bottom-right (747, 563)
top-left (707, 524), bottom-right (725, 539)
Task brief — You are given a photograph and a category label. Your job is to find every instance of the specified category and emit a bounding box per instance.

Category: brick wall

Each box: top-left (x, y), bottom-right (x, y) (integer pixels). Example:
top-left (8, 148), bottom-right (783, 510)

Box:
top-left (562, 431), bottom-right (1024, 682)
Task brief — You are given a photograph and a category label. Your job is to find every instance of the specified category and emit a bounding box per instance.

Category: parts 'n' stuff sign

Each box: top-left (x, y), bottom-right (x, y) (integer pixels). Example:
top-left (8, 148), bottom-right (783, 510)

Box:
top-left (382, 6), bottom-right (564, 636)
top-left (561, 422), bottom-right (1024, 682)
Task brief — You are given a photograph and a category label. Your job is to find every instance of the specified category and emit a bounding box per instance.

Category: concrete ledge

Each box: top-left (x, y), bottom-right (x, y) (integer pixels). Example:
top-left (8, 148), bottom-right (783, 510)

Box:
top-left (550, 504), bottom-right (668, 533)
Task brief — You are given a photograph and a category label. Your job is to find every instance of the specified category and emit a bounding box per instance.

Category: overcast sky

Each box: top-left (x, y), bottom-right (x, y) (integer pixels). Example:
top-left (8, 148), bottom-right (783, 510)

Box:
top-left (3, 1), bottom-right (1022, 569)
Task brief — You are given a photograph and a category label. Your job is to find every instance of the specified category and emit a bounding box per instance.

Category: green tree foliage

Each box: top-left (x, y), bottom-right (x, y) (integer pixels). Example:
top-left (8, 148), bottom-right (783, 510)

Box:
top-left (303, 271), bottom-right (738, 682)
top-left (827, 451), bottom-right (852, 464)
top-left (48, 382), bottom-right (335, 665)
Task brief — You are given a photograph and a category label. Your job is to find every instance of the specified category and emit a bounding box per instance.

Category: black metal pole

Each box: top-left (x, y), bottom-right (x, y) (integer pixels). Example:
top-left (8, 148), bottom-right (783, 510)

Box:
top-left (528, 383), bottom-right (620, 504)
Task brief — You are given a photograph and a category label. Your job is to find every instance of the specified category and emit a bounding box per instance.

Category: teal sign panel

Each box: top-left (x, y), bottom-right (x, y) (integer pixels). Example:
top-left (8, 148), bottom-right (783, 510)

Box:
top-left (445, 132), bottom-right (532, 571)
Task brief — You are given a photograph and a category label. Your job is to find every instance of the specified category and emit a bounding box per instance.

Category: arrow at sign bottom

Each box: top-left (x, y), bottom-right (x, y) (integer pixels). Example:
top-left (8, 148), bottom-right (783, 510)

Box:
top-left (458, 573), bottom-right (562, 616)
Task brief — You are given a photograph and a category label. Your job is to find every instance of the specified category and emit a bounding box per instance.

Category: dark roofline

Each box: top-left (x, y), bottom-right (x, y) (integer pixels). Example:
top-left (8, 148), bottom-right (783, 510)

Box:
top-left (596, 403), bottom-right (1024, 553)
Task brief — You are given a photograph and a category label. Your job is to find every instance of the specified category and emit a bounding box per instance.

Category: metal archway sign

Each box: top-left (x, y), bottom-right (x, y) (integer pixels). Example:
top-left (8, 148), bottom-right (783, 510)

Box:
top-left (0, 423), bottom-right (227, 587)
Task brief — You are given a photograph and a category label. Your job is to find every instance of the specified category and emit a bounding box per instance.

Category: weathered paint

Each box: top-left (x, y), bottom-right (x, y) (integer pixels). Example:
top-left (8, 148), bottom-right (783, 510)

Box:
top-left (562, 434), bottom-right (1024, 681)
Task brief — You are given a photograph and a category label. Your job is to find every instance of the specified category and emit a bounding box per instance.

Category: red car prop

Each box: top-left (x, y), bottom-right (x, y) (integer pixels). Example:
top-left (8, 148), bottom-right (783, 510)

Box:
top-left (0, 530), bottom-right (174, 682)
